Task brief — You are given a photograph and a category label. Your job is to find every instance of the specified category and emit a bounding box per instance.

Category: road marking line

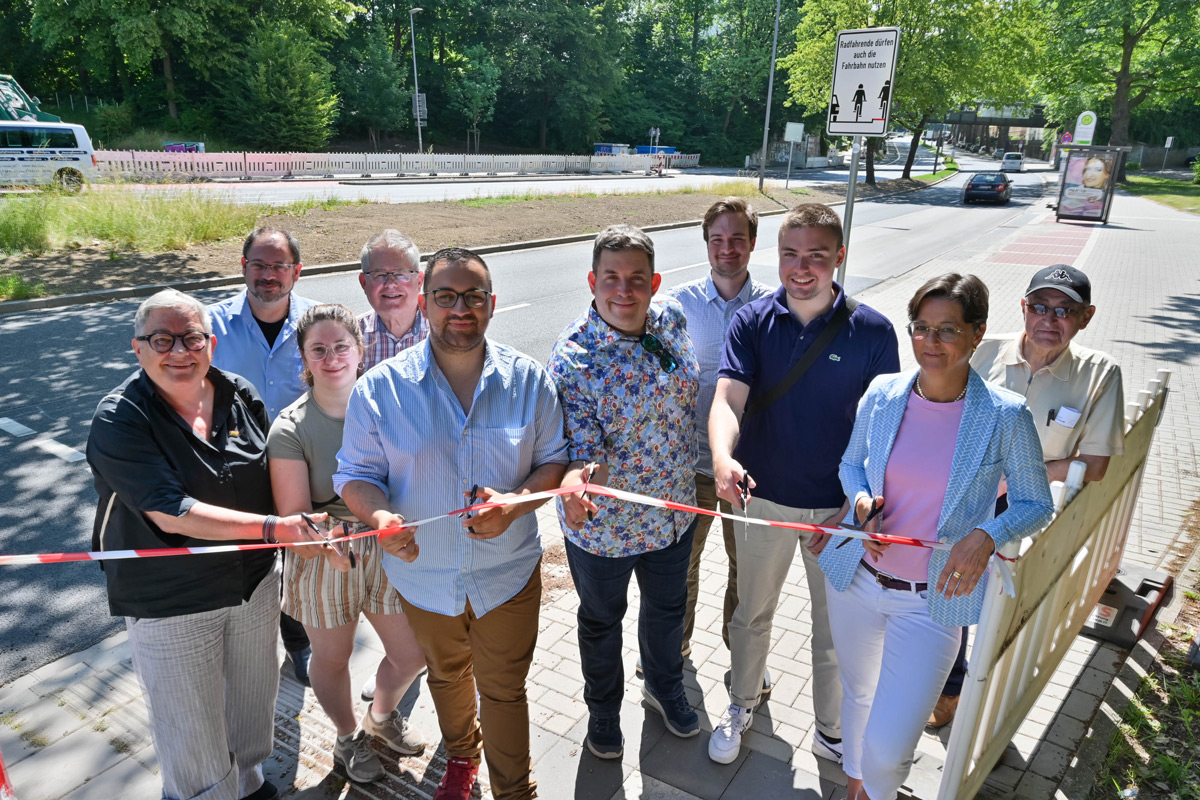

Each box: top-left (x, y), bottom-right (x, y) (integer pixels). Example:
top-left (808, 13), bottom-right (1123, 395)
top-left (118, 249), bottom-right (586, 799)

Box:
top-left (495, 302), bottom-right (531, 314)
top-left (34, 439), bottom-right (87, 463)
top-left (0, 418), bottom-right (36, 437)
top-left (661, 261), bottom-right (708, 275)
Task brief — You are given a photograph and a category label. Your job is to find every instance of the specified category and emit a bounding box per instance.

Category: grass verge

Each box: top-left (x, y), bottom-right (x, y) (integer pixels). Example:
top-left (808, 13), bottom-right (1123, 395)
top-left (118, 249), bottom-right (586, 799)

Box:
top-left (455, 179), bottom-right (766, 208)
top-left (914, 158), bottom-right (959, 183)
top-left (0, 274), bottom-right (48, 301)
top-left (1121, 175), bottom-right (1200, 215)
top-left (1090, 619), bottom-right (1200, 799)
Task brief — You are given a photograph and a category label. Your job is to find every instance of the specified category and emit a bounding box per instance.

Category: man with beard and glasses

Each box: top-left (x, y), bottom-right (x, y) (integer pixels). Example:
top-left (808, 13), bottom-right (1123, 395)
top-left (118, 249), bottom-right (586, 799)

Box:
top-left (209, 226), bottom-right (319, 685)
top-left (334, 247), bottom-right (568, 800)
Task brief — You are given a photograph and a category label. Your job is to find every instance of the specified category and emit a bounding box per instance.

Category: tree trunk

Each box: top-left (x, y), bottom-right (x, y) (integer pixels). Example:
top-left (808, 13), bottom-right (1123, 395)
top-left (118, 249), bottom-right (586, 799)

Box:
top-left (903, 116), bottom-right (928, 179)
top-left (865, 137), bottom-right (876, 185)
top-left (722, 102), bottom-right (735, 135)
top-left (1109, 23), bottom-right (1138, 181)
top-left (394, 16), bottom-right (404, 54)
top-left (161, 50), bottom-right (178, 120)
top-left (539, 114), bottom-right (548, 151)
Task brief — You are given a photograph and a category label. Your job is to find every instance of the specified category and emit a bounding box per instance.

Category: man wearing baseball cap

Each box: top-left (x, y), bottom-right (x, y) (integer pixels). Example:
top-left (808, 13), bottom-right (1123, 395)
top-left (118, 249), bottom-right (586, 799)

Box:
top-left (929, 263), bottom-right (1124, 726)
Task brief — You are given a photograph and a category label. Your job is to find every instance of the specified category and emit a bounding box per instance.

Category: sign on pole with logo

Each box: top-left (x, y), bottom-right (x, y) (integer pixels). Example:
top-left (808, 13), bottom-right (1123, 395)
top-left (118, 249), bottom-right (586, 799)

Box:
top-left (827, 27), bottom-right (901, 136)
top-left (1072, 111), bottom-right (1097, 146)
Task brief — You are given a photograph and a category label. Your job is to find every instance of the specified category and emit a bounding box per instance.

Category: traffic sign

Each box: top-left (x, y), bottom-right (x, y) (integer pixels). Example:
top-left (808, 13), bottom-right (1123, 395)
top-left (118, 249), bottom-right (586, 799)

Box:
top-left (1061, 132), bottom-right (1073, 144)
top-left (784, 122), bottom-right (806, 143)
top-left (827, 27), bottom-right (901, 136)
top-left (413, 92), bottom-right (427, 120)
top-left (1073, 111), bottom-right (1097, 146)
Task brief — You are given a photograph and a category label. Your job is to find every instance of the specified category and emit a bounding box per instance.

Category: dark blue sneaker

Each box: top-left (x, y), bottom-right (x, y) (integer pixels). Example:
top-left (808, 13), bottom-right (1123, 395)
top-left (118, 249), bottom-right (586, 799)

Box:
top-left (641, 686), bottom-right (700, 738)
top-left (586, 714), bottom-right (624, 759)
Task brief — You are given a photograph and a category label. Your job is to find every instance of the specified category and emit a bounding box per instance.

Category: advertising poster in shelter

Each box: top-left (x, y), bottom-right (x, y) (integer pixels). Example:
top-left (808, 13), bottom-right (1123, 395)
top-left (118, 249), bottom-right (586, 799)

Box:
top-left (1057, 149), bottom-right (1118, 223)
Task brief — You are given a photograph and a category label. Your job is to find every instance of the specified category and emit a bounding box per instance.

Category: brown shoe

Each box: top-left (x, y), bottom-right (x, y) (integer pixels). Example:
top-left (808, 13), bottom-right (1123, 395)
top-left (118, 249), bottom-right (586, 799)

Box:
top-left (928, 694), bottom-right (960, 727)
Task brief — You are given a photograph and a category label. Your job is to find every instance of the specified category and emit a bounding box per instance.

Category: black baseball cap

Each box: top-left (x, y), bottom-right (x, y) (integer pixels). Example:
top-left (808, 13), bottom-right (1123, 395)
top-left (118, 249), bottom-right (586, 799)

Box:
top-left (1025, 265), bottom-right (1091, 305)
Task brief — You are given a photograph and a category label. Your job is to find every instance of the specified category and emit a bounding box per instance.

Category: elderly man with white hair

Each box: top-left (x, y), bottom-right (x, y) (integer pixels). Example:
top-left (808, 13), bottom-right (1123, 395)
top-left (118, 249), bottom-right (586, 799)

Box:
top-left (357, 229), bottom-right (428, 371)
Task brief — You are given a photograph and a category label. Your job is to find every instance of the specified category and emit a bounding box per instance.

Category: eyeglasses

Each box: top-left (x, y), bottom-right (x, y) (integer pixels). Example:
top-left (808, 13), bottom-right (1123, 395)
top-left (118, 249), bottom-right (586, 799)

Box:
top-left (365, 269), bottom-right (419, 285)
top-left (1026, 303), bottom-right (1082, 319)
top-left (425, 288), bottom-right (491, 309)
top-left (245, 260), bottom-right (297, 273)
top-left (136, 332), bottom-right (211, 353)
top-left (304, 342), bottom-right (356, 361)
top-left (906, 322), bottom-right (964, 343)
top-left (640, 333), bottom-right (678, 373)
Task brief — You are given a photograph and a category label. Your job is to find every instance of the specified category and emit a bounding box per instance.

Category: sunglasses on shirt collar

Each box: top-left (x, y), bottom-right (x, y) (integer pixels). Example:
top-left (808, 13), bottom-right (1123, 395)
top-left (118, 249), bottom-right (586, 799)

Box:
top-left (639, 333), bottom-right (678, 373)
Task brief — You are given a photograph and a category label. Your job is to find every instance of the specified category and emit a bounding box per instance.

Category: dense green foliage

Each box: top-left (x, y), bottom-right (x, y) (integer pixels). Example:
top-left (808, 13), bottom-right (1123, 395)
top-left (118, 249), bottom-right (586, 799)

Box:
top-left (2, 0), bottom-right (1197, 162)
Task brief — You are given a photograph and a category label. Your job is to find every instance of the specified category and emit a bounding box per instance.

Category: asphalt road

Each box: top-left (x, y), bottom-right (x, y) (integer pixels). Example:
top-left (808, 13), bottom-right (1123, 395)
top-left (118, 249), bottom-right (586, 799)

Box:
top-left (0, 153), bottom-right (1052, 679)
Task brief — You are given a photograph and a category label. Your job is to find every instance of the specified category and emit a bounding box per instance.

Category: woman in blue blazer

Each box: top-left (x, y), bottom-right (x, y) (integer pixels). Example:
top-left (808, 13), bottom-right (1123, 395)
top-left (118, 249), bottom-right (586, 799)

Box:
top-left (818, 274), bottom-right (1053, 800)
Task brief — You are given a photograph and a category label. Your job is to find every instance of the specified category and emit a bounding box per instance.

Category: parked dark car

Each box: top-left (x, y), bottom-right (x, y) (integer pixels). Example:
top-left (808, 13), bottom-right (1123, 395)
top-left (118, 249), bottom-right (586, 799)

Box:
top-left (962, 172), bottom-right (1012, 204)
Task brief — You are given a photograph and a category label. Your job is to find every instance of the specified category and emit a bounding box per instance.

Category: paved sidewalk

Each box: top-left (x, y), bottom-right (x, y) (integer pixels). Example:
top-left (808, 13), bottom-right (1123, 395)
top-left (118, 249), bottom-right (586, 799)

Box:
top-left (1, 188), bottom-right (1197, 800)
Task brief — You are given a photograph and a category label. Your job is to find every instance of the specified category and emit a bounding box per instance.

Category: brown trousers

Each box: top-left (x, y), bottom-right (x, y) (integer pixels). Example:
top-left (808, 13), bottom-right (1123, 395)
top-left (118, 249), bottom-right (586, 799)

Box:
top-left (683, 473), bottom-right (739, 649)
top-left (399, 563), bottom-right (542, 800)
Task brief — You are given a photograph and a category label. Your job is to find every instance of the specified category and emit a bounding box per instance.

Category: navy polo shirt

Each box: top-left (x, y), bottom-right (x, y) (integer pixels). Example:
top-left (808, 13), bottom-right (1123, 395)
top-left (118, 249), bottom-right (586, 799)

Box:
top-left (719, 285), bottom-right (900, 508)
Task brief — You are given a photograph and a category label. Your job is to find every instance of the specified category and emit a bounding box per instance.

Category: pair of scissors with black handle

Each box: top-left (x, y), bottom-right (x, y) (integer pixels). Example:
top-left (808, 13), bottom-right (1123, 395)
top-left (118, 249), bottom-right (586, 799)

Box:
top-left (300, 512), bottom-right (356, 569)
top-left (834, 496), bottom-right (883, 549)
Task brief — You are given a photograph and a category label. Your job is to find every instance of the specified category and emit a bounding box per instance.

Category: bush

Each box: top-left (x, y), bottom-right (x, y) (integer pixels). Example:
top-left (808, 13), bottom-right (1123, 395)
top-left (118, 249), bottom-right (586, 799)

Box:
top-left (1193, 158), bottom-right (1200, 185)
top-left (92, 101), bottom-right (135, 145)
top-left (1126, 161), bottom-right (1141, 171)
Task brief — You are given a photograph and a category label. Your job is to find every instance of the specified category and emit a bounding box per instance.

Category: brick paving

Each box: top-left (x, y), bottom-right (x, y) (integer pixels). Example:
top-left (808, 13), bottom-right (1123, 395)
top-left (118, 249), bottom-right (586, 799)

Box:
top-left (1, 184), bottom-right (1197, 800)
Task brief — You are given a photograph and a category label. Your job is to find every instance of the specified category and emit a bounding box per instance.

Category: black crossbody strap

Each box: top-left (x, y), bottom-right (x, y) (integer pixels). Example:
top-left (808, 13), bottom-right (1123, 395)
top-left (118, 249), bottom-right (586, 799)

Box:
top-left (743, 297), bottom-right (858, 420)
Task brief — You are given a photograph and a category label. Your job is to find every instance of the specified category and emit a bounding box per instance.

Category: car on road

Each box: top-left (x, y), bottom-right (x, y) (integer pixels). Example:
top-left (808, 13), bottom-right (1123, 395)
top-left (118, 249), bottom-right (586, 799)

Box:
top-left (0, 120), bottom-right (96, 191)
top-left (962, 171), bottom-right (1012, 204)
top-left (1000, 152), bottom-right (1025, 172)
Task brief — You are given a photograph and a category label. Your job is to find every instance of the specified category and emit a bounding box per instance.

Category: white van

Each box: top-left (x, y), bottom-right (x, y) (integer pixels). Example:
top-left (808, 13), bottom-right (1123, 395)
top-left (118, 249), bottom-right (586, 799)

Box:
top-left (0, 121), bottom-right (97, 191)
top-left (1000, 152), bottom-right (1024, 172)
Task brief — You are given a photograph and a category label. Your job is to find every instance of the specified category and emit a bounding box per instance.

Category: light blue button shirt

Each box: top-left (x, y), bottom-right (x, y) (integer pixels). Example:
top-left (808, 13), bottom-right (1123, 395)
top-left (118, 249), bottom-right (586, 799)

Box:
top-left (333, 338), bottom-right (569, 617)
top-left (208, 290), bottom-right (318, 420)
top-left (666, 275), bottom-right (772, 476)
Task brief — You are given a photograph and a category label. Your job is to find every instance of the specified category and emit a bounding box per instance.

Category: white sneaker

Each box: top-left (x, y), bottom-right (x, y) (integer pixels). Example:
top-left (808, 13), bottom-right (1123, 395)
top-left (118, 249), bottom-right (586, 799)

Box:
top-left (360, 673), bottom-right (376, 702)
top-left (708, 704), bottom-right (753, 764)
top-left (811, 729), bottom-right (843, 764)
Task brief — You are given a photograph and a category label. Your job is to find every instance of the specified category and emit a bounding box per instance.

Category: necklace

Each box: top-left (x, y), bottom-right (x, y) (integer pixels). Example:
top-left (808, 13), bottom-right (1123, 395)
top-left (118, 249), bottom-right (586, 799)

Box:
top-left (914, 375), bottom-right (967, 403)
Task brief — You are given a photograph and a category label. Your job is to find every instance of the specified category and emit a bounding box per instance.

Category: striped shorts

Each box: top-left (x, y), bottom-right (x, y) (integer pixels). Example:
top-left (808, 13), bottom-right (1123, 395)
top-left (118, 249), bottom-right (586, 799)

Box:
top-left (282, 528), bottom-right (405, 628)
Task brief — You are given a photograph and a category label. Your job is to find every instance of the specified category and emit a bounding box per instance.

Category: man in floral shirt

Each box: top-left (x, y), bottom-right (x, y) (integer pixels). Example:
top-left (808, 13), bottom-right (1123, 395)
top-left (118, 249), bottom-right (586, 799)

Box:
top-left (547, 224), bottom-right (701, 761)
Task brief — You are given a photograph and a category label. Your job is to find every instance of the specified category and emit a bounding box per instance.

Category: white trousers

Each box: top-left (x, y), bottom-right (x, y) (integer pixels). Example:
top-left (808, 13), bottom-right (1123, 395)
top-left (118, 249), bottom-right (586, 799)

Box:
top-left (826, 566), bottom-right (961, 800)
top-left (126, 569), bottom-right (281, 800)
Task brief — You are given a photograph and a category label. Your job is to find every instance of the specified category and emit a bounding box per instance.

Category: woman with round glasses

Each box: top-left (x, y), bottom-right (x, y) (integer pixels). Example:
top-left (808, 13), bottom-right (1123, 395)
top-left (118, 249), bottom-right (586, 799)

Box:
top-left (86, 289), bottom-right (329, 800)
top-left (818, 274), bottom-right (1054, 800)
top-left (267, 304), bottom-right (428, 784)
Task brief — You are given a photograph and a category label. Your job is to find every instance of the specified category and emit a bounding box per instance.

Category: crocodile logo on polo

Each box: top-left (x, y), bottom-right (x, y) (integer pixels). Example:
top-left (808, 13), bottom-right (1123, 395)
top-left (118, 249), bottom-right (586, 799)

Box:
top-left (829, 354), bottom-right (842, 362)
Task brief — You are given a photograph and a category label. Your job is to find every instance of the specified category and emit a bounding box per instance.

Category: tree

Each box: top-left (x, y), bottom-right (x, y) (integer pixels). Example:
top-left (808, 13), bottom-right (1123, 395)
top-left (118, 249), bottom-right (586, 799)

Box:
top-left (219, 23), bottom-right (339, 152)
top-left (448, 45), bottom-right (501, 151)
top-left (332, 20), bottom-right (410, 149)
top-left (782, 0), bottom-right (1036, 179)
top-left (1036, 0), bottom-right (1200, 180)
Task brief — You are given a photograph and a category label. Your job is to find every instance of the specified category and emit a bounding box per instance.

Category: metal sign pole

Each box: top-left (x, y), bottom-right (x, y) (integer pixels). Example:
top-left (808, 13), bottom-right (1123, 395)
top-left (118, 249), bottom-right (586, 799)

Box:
top-left (838, 135), bottom-right (863, 287)
top-left (785, 141), bottom-right (795, 189)
top-left (757, 0), bottom-right (782, 192)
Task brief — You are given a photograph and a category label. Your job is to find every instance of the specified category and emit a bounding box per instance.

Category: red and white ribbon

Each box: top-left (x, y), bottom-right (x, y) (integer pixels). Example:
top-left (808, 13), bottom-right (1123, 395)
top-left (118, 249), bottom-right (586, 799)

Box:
top-left (0, 482), bottom-right (1016, 595)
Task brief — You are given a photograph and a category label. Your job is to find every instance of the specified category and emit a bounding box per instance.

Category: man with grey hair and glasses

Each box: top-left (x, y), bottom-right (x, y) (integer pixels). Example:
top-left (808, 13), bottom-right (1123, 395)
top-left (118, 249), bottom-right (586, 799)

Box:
top-left (358, 229), bottom-right (428, 371)
top-left (209, 226), bottom-right (319, 685)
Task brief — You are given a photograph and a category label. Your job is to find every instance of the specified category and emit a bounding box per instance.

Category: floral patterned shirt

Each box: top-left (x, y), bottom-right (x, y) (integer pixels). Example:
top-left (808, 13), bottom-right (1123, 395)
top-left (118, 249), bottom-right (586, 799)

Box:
top-left (547, 299), bottom-right (699, 557)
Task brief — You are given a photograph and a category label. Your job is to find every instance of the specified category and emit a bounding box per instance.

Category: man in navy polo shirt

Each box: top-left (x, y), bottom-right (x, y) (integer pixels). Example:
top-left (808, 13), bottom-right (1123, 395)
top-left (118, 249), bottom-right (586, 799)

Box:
top-left (706, 203), bottom-right (900, 766)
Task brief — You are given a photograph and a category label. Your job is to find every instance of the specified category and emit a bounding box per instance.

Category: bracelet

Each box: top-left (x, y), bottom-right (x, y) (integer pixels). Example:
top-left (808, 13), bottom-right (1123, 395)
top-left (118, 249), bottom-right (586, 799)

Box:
top-left (262, 515), bottom-right (279, 544)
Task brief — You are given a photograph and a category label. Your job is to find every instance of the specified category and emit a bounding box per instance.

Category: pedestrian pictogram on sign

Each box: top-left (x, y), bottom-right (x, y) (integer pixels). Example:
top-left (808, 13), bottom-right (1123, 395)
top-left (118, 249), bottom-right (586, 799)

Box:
top-left (827, 27), bottom-right (901, 136)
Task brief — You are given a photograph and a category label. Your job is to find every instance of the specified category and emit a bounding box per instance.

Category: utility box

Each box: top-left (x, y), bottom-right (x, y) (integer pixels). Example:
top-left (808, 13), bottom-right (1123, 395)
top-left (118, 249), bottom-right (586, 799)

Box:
top-left (1081, 565), bottom-right (1174, 648)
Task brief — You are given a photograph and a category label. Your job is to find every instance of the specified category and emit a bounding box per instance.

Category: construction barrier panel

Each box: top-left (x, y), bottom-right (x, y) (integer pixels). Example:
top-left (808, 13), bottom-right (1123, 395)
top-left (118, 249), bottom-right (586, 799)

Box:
top-left (938, 369), bottom-right (1171, 799)
top-left (93, 151), bottom-right (702, 181)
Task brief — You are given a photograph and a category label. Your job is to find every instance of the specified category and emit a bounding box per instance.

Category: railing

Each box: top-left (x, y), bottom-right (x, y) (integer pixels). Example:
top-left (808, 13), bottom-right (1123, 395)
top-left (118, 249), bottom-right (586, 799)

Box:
top-left (92, 151), bottom-right (703, 181)
top-left (938, 369), bottom-right (1171, 799)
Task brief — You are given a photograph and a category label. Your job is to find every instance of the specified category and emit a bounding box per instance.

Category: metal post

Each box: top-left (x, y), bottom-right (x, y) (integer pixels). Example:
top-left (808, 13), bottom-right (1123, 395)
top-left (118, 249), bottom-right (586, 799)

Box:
top-left (757, 0), bottom-right (782, 192)
top-left (409, 7), bottom-right (424, 154)
top-left (1162, 143), bottom-right (1170, 170)
top-left (836, 135), bottom-right (863, 287)
top-left (785, 141), bottom-right (795, 189)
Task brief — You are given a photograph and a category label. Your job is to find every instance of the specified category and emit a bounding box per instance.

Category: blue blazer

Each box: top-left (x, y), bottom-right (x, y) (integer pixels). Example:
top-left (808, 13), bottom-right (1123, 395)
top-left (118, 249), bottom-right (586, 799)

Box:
top-left (819, 369), bottom-right (1054, 626)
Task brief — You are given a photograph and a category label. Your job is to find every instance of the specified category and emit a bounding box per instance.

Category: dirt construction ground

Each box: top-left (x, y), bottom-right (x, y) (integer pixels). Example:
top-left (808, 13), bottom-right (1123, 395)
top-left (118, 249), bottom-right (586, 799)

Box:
top-left (0, 178), bottom-right (927, 297)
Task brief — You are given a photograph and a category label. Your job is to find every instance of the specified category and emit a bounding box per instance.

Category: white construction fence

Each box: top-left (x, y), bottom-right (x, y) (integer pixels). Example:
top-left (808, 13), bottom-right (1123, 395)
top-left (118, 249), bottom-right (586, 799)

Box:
top-left (92, 151), bottom-right (702, 181)
top-left (938, 369), bottom-right (1172, 799)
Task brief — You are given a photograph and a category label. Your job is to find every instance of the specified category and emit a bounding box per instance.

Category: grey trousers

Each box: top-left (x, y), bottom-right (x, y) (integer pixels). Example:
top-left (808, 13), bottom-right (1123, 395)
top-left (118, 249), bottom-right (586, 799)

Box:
top-left (727, 497), bottom-right (842, 738)
top-left (126, 568), bottom-right (281, 800)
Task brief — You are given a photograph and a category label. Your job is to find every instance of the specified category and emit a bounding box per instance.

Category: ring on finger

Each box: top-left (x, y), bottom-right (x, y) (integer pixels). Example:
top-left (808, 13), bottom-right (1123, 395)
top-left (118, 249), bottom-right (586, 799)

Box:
top-left (951, 570), bottom-right (963, 579)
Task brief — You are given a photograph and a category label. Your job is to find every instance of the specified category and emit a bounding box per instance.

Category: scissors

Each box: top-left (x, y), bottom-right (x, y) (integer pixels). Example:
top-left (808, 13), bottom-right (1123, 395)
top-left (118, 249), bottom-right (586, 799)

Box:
top-left (464, 484), bottom-right (479, 534)
top-left (301, 512), bottom-right (356, 568)
top-left (582, 462), bottom-right (600, 522)
top-left (736, 473), bottom-right (752, 542)
top-left (835, 496), bottom-right (883, 549)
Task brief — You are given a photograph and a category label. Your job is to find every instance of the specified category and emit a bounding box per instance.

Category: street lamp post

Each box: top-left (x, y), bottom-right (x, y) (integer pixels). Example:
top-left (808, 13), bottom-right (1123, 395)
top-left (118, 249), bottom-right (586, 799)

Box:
top-left (409, 7), bottom-right (424, 153)
top-left (757, 0), bottom-right (782, 192)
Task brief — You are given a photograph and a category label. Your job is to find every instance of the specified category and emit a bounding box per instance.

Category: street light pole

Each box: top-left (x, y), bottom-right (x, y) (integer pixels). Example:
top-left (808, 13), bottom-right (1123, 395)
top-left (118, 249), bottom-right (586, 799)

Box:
top-left (757, 0), bottom-right (782, 192)
top-left (409, 7), bottom-right (424, 153)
